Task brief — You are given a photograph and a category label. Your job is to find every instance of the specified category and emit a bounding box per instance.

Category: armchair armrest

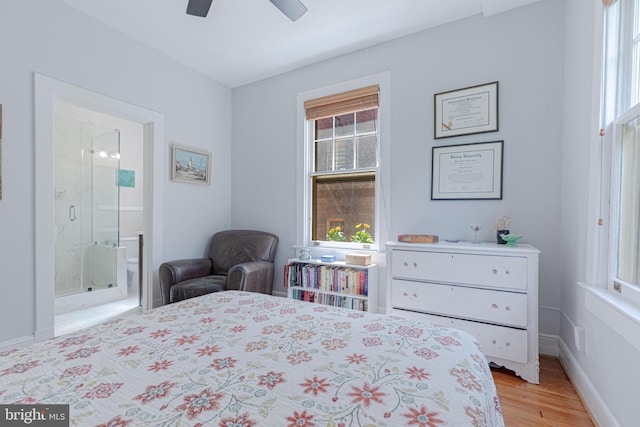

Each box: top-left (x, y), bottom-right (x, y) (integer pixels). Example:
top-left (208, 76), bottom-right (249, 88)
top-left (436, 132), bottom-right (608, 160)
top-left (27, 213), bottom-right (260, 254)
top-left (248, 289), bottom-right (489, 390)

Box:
top-left (227, 261), bottom-right (275, 294)
top-left (159, 258), bottom-right (213, 305)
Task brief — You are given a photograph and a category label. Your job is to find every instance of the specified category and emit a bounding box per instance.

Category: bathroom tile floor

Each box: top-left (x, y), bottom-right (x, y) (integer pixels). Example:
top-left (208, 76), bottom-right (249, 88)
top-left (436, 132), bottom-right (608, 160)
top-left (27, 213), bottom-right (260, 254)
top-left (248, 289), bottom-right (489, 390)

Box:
top-left (54, 296), bottom-right (140, 336)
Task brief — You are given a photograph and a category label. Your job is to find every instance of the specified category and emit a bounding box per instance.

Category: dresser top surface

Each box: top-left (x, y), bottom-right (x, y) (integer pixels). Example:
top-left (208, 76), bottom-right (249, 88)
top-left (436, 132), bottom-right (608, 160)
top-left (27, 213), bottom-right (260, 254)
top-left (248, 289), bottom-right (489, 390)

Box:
top-left (385, 240), bottom-right (540, 255)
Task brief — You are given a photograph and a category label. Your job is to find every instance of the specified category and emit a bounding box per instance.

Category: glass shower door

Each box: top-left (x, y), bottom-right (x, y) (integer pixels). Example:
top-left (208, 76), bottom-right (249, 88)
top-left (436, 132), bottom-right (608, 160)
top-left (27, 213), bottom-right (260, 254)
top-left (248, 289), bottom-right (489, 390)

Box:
top-left (88, 128), bottom-right (121, 291)
top-left (54, 117), bottom-right (121, 297)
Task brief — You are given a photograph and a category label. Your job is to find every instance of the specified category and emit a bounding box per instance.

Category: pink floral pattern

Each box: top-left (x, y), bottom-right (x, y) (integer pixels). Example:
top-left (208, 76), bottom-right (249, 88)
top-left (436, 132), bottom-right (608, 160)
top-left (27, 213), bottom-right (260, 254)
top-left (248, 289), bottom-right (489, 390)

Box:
top-left (0, 291), bottom-right (503, 426)
top-left (84, 383), bottom-right (123, 399)
top-left (175, 388), bottom-right (223, 420)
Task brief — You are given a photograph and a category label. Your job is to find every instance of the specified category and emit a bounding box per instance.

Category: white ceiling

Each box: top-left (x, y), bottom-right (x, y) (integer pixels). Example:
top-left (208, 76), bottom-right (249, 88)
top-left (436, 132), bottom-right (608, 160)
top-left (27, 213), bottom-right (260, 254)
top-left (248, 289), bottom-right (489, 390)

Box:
top-left (58, 0), bottom-right (540, 88)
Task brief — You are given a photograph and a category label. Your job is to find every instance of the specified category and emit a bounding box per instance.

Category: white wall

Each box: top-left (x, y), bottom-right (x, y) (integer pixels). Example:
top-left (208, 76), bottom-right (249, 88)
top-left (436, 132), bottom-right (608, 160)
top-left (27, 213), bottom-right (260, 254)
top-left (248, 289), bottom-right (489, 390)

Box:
top-left (560, 0), bottom-right (640, 426)
top-left (232, 0), bottom-right (565, 329)
top-left (0, 0), bottom-right (232, 344)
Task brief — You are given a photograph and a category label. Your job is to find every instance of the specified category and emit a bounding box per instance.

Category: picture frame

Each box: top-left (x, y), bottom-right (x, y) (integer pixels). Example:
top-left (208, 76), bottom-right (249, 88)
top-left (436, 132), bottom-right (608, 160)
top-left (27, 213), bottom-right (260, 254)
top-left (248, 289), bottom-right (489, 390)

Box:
top-left (431, 140), bottom-right (503, 200)
top-left (434, 81), bottom-right (499, 139)
top-left (171, 144), bottom-right (211, 185)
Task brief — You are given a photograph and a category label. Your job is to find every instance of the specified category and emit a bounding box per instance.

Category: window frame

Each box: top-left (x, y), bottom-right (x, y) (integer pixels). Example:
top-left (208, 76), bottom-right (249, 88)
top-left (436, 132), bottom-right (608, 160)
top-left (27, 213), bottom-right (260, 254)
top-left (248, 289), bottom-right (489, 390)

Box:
top-left (592, 0), bottom-right (640, 309)
top-left (307, 103), bottom-right (379, 249)
top-left (576, 0), bottom-right (640, 354)
top-left (606, 106), bottom-right (640, 307)
top-left (296, 73), bottom-right (391, 254)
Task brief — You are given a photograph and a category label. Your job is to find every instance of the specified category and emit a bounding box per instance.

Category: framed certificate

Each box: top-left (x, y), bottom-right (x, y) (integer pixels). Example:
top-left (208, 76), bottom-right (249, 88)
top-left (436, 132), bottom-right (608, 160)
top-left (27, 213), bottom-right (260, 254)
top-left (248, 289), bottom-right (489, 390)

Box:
top-left (431, 141), bottom-right (503, 200)
top-left (434, 81), bottom-right (499, 139)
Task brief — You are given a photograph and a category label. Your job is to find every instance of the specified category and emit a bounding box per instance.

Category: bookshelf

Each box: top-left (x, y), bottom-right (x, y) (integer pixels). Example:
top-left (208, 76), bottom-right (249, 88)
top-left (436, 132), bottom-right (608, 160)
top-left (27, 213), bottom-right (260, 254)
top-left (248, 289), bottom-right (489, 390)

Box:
top-left (284, 258), bottom-right (378, 312)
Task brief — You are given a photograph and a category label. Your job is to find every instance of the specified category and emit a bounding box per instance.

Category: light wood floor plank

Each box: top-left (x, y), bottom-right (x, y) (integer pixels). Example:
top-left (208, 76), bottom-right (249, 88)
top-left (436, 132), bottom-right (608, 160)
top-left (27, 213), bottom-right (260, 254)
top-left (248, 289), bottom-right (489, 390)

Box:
top-left (492, 355), bottom-right (594, 426)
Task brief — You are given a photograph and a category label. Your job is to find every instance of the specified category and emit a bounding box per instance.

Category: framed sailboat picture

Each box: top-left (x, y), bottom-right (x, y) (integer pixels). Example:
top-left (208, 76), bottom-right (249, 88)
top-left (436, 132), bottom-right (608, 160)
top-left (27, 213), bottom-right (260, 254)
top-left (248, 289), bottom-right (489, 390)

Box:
top-left (171, 144), bottom-right (211, 185)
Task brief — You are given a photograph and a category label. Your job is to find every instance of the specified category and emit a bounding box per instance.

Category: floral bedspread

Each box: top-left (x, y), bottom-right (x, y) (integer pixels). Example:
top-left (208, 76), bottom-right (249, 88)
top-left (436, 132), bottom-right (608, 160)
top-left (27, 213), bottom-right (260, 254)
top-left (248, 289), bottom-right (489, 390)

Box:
top-left (0, 291), bottom-right (504, 426)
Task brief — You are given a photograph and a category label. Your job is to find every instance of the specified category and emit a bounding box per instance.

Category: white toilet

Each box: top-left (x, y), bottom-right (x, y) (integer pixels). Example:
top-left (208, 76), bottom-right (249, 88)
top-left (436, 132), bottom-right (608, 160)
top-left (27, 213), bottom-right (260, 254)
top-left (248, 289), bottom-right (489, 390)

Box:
top-left (126, 257), bottom-right (139, 292)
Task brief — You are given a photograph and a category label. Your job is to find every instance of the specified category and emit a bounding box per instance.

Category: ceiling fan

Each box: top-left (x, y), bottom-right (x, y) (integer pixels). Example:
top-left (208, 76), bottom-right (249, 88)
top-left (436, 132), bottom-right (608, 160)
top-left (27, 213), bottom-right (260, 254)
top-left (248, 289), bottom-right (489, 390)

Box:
top-left (186, 0), bottom-right (307, 21)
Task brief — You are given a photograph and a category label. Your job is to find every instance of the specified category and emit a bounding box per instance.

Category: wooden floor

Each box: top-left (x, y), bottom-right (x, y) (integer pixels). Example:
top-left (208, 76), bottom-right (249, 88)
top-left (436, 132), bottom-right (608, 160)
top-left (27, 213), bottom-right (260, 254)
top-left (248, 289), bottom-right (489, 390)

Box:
top-left (491, 355), bottom-right (595, 426)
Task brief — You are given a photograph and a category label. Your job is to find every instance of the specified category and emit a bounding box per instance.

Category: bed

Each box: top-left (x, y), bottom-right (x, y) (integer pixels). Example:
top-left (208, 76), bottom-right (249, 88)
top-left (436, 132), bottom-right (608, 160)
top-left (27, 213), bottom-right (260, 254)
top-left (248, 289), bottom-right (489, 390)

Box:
top-left (0, 291), bottom-right (504, 426)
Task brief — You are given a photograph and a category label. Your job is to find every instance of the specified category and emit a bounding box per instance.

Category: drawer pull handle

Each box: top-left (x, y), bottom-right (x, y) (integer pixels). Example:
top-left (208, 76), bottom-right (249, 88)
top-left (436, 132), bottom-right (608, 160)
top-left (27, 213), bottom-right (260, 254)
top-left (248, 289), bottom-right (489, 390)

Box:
top-left (491, 303), bottom-right (498, 309)
top-left (506, 306), bottom-right (511, 311)
top-left (491, 339), bottom-right (497, 345)
top-left (506, 269), bottom-right (510, 275)
top-left (413, 262), bottom-right (417, 268)
top-left (403, 292), bottom-right (408, 297)
top-left (403, 262), bottom-right (408, 267)
top-left (492, 269), bottom-right (497, 274)
top-left (506, 342), bottom-right (511, 347)
top-left (413, 293), bottom-right (417, 298)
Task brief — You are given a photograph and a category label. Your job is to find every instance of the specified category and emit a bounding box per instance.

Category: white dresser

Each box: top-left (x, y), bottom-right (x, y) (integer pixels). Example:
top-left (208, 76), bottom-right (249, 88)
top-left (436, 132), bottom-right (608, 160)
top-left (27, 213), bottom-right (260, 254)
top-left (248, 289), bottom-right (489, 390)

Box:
top-left (386, 241), bottom-right (540, 383)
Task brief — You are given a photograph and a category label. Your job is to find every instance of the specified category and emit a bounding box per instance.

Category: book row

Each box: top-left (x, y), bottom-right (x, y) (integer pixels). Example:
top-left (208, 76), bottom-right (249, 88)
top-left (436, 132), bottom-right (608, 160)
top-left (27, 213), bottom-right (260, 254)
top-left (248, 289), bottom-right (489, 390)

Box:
top-left (284, 262), bottom-right (369, 296)
top-left (290, 289), bottom-right (369, 311)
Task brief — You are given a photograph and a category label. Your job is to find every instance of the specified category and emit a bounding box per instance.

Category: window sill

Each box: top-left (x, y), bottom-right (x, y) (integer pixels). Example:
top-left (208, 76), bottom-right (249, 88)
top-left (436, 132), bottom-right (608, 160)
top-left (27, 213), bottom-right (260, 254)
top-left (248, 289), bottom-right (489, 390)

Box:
top-left (292, 245), bottom-right (385, 264)
top-left (579, 282), bottom-right (640, 352)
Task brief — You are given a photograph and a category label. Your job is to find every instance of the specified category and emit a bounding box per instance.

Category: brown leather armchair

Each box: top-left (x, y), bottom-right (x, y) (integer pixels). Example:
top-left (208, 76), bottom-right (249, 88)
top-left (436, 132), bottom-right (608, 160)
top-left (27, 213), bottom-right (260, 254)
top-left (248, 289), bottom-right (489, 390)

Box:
top-left (159, 229), bottom-right (279, 305)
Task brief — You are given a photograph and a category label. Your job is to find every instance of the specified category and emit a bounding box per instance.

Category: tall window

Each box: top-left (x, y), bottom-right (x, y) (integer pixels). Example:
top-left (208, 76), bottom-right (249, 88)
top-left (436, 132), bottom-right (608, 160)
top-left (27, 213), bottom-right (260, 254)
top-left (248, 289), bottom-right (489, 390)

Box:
top-left (602, 0), bottom-right (640, 304)
top-left (304, 85), bottom-right (379, 247)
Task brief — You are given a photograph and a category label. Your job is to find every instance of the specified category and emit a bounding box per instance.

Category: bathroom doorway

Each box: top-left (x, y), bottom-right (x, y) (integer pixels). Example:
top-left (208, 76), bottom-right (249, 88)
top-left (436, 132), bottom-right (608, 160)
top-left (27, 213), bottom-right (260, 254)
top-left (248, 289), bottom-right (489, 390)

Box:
top-left (35, 74), bottom-right (165, 342)
top-left (53, 102), bottom-right (143, 333)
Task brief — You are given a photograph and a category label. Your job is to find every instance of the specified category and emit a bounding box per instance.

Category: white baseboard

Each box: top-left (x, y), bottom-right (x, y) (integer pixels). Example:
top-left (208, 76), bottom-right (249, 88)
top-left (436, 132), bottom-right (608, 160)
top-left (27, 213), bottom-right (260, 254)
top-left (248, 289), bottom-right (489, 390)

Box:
top-left (0, 335), bottom-right (35, 352)
top-left (558, 338), bottom-right (619, 427)
top-left (34, 326), bottom-right (55, 342)
top-left (539, 333), bottom-right (560, 356)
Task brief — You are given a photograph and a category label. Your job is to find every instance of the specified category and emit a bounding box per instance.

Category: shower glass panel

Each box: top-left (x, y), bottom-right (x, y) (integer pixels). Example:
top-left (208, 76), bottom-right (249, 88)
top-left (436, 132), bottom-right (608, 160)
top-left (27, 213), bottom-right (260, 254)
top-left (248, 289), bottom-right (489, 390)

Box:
top-left (54, 114), bottom-right (121, 297)
top-left (89, 128), bottom-right (121, 291)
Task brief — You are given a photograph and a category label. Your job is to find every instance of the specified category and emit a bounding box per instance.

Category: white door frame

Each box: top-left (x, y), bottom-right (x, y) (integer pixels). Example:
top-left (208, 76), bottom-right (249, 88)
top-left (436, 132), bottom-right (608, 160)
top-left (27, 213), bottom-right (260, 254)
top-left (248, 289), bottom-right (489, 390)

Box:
top-left (34, 74), bottom-right (164, 341)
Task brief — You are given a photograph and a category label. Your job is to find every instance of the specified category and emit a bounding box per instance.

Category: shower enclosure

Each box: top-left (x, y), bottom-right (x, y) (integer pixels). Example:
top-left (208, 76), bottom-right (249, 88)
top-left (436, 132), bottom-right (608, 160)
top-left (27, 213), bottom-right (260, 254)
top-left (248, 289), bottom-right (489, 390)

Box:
top-left (54, 112), bottom-right (127, 313)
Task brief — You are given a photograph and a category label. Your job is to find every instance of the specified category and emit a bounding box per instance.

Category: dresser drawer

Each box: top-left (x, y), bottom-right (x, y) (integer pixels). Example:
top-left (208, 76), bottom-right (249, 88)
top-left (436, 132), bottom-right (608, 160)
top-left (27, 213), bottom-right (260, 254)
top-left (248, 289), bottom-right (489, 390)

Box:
top-left (391, 279), bottom-right (527, 327)
top-left (391, 250), bottom-right (527, 291)
top-left (391, 308), bottom-right (528, 363)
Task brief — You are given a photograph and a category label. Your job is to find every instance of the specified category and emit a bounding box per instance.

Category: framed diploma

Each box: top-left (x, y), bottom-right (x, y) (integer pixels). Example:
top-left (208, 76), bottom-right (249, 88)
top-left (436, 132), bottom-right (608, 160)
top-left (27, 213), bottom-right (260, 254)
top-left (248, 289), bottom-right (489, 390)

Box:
top-left (431, 140), bottom-right (503, 200)
top-left (434, 81), bottom-right (498, 139)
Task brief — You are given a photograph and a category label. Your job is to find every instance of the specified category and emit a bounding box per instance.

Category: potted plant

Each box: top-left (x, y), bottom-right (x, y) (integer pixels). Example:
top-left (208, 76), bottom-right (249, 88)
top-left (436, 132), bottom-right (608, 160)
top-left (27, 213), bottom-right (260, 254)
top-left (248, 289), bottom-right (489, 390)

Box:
top-left (495, 214), bottom-right (511, 244)
top-left (351, 223), bottom-right (373, 243)
top-left (326, 226), bottom-right (346, 242)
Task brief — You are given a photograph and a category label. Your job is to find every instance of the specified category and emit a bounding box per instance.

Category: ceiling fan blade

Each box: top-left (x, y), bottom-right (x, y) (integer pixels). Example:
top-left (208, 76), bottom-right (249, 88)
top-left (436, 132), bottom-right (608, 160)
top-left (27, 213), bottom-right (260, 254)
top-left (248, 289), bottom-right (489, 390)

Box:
top-left (186, 0), bottom-right (213, 17)
top-left (268, 0), bottom-right (308, 21)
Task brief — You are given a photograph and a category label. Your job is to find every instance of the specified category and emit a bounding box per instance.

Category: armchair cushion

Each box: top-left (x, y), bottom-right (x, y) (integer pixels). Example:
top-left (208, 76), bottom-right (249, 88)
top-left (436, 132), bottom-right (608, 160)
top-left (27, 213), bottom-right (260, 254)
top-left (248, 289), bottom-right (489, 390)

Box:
top-left (169, 275), bottom-right (226, 302)
top-left (159, 230), bottom-right (278, 305)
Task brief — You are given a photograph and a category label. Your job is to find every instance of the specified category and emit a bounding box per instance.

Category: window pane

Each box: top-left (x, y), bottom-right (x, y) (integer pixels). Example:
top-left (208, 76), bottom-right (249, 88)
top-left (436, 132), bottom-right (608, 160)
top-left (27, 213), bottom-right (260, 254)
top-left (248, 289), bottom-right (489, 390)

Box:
top-left (632, 42), bottom-right (640, 107)
top-left (316, 117), bottom-right (333, 140)
top-left (315, 140), bottom-right (332, 172)
top-left (617, 117), bottom-right (640, 286)
top-left (356, 109), bottom-right (377, 133)
top-left (635, 0), bottom-right (640, 38)
top-left (356, 135), bottom-right (377, 168)
top-left (335, 113), bottom-right (355, 137)
top-left (313, 176), bottom-right (375, 243)
top-left (334, 137), bottom-right (354, 170)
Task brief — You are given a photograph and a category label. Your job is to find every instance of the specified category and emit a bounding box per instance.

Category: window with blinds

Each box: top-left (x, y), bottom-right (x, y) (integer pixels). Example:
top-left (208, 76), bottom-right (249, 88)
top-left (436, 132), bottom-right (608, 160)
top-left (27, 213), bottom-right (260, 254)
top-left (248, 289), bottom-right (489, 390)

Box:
top-left (304, 85), bottom-right (379, 246)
